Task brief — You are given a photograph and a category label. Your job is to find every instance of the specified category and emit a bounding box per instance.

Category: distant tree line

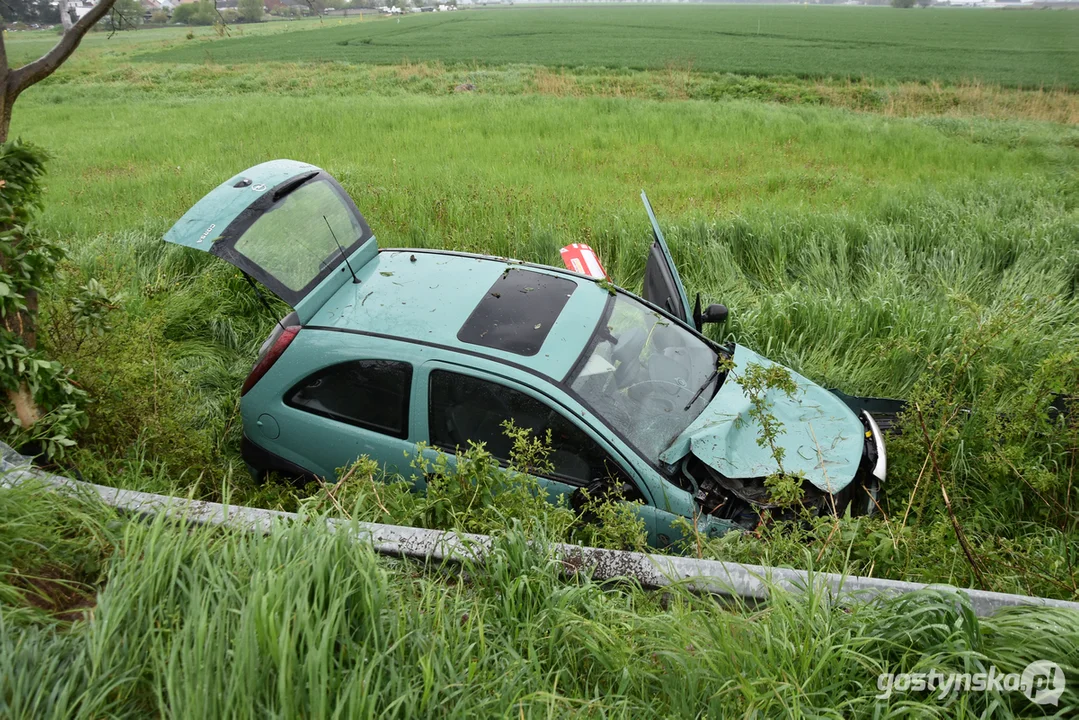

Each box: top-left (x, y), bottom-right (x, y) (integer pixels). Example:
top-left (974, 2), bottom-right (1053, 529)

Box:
top-left (1, 0), bottom-right (148, 30)
top-left (0, 0), bottom-right (60, 24)
top-left (0, 0), bottom-right (271, 28)
top-left (0, 0), bottom-right (387, 27)
top-left (168, 0), bottom-right (266, 24)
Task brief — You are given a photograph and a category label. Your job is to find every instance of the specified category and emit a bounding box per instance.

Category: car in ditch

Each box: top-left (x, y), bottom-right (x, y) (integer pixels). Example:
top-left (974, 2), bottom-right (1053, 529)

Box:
top-left (165, 159), bottom-right (888, 547)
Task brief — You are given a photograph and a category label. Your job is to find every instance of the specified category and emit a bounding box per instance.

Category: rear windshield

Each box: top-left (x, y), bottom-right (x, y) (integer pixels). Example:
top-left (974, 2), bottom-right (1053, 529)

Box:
top-left (458, 270), bottom-right (576, 356)
top-left (233, 178), bottom-right (364, 292)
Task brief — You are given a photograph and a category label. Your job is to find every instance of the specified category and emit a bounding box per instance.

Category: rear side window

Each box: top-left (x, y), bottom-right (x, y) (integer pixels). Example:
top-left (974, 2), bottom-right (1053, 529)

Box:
top-left (428, 369), bottom-right (631, 488)
top-left (287, 360), bottom-right (412, 438)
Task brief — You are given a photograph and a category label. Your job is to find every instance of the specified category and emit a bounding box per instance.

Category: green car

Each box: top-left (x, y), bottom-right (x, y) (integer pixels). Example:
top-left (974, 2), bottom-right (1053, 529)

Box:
top-left (165, 159), bottom-right (886, 547)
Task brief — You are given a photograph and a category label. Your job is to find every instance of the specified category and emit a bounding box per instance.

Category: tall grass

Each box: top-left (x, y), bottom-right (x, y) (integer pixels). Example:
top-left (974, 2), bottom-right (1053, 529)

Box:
top-left (2, 483), bottom-right (1076, 718)
top-left (0, 481), bottom-right (114, 627)
top-left (13, 92), bottom-right (1070, 241)
top-left (12, 54), bottom-right (1078, 123)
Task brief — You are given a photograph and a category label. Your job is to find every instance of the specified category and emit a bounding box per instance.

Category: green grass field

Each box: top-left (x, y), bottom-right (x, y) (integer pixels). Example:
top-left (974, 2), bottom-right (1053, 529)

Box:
top-left (144, 7), bottom-right (1079, 88)
top-left (2, 10), bottom-right (1078, 718)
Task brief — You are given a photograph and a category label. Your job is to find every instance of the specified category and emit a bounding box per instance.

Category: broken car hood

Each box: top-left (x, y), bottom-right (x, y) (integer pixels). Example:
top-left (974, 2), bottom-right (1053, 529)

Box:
top-left (659, 345), bottom-right (863, 493)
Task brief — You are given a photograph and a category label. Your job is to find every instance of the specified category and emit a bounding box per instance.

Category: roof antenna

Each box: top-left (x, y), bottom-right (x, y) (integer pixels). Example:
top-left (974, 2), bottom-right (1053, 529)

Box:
top-left (324, 215), bottom-right (361, 284)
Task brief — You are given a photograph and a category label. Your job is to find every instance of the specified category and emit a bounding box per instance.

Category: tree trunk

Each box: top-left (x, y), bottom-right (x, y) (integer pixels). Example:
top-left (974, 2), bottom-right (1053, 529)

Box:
top-left (0, 88), bottom-right (10, 146)
top-left (1, 24), bottom-right (9, 144)
top-left (1, 1), bottom-right (117, 430)
top-left (1, 290), bottom-right (38, 348)
top-left (9, 386), bottom-right (40, 427)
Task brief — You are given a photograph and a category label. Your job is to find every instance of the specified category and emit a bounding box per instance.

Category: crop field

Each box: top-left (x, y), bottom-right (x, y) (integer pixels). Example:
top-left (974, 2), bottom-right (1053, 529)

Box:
top-left (2, 10), bottom-right (1078, 718)
top-left (143, 6), bottom-right (1079, 88)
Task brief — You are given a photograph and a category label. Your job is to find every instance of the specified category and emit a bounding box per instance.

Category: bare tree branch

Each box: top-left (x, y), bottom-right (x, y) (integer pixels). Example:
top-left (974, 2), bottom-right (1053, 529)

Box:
top-left (7, 0), bottom-right (119, 100)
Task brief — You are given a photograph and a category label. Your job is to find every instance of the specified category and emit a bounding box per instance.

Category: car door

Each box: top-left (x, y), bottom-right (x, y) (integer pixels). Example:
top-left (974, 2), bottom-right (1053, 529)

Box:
top-left (420, 361), bottom-right (672, 539)
top-left (164, 159), bottom-right (377, 323)
top-left (640, 191), bottom-right (694, 328)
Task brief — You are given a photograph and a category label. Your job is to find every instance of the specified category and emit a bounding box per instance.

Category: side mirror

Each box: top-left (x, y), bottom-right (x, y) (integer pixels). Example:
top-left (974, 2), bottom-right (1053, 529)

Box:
top-left (701, 304), bottom-right (728, 324)
top-left (692, 292), bottom-right (729, 332)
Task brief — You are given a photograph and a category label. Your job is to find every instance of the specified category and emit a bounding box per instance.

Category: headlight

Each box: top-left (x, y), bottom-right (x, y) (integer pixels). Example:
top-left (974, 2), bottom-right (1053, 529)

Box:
top-left (860, 410), bottom-right (887, 483)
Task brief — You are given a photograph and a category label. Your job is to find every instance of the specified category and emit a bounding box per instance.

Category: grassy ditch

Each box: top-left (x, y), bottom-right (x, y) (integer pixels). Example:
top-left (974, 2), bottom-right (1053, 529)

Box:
top-left (0, 76), bottom-right (1072, 599)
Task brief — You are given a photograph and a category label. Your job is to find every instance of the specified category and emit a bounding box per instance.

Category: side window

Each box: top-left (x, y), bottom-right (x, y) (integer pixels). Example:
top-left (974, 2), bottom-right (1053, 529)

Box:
top-left (428, 369), bottom-right (631, 488)
top-left (287, 360), bottom-right (412, 439)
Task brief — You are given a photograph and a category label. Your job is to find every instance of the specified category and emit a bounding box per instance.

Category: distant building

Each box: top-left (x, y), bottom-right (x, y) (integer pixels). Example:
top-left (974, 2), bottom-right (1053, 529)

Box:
top-left (61, 0), bottom-right (100, 22)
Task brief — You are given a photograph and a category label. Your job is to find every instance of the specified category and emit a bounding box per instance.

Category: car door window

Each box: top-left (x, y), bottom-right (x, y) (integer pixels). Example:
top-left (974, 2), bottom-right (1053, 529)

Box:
top-left (287, 360), bottom-right (412, 439)
top-left (427, 369), bottom-right (633, 490)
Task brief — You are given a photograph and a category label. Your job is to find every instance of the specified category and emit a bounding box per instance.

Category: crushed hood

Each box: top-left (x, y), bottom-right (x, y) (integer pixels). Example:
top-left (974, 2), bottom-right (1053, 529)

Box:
top-left (659, 345), bottom-right (864, 493)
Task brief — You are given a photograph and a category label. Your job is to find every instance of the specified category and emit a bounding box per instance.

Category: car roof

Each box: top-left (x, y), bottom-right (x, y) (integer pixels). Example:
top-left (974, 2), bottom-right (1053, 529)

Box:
top-left (305, 249), bottom-right (609, 381)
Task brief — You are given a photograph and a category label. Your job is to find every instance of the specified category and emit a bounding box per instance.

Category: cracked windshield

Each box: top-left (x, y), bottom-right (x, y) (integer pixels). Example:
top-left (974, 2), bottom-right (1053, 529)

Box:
top-left (570, 294), bottom-right (718, 461)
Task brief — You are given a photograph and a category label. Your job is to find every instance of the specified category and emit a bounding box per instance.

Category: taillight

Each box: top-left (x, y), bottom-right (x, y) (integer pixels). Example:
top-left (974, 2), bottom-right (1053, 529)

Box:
top-left (241, 325), bottom-right (300, 396)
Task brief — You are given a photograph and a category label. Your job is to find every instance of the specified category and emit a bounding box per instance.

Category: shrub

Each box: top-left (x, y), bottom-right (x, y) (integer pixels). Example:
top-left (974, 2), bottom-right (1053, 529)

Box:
top-left (300, 422), bottom-right (648, 549)
top-left (0, 141), bottom-right (90, 459)
top-left (239, 0), bottom-right (265, 22)
top-left (171, 0), bottom-right (215, 25)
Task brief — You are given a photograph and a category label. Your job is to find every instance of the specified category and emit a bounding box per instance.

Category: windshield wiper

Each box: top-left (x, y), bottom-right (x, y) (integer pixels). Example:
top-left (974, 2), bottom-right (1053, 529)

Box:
top-left (684, 368), bottom-right (719, 411)
top-left (271, 171), bottom-right (318, 202)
